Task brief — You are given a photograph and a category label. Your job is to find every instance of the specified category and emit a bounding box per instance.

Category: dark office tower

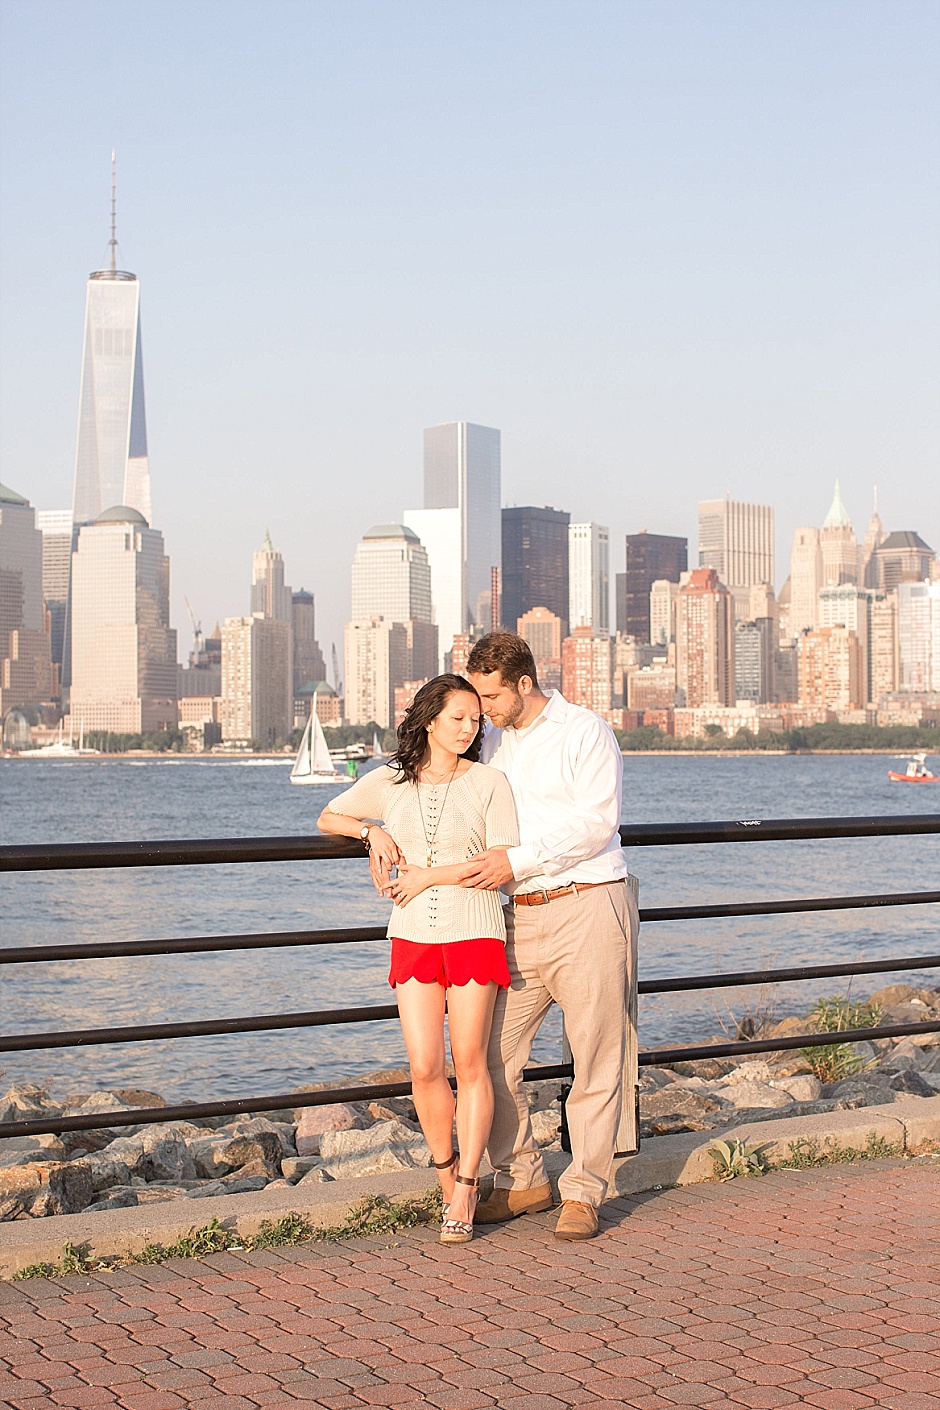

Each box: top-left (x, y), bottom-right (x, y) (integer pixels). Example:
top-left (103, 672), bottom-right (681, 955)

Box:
top-left (624, 532), bottom-right (688, 642)
top-left (615, 572), bottom-right (628, 635)
top-left (501, 507), bottom-right (570, 637)
top-left (292, 589), bottom-right (326, 695)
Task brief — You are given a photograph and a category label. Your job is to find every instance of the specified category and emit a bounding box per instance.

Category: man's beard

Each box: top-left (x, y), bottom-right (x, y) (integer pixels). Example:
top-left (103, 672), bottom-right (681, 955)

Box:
top-left (498, 689), bottom-right (526, 729)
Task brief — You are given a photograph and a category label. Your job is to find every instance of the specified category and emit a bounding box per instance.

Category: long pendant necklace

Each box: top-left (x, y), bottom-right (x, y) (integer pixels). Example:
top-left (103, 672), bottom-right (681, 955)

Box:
top-left (416, 761), bottom-right (458, 868)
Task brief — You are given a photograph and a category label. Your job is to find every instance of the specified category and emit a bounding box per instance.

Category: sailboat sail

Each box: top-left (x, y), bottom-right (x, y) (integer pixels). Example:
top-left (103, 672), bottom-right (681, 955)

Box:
top-left (290, 694), bottom-right (341, 785)
top-left (372, 730), bottom-right (384, 759)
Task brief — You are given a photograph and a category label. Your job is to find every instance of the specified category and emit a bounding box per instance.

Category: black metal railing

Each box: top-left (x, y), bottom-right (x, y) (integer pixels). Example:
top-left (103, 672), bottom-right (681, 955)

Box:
top-left (1, 813), bottom-right (939, 1142)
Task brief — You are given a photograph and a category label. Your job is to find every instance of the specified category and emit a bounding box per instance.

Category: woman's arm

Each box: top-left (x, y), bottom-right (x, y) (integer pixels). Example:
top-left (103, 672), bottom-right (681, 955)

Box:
top-left (316, 807), bottom-right (402, 881)
top-left (389, 861), bottom-right (467, 907)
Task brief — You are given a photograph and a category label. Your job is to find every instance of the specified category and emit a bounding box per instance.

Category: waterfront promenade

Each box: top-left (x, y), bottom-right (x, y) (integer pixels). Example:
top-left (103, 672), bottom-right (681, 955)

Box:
top-left (1, 1157), bottom-right (938, 1410)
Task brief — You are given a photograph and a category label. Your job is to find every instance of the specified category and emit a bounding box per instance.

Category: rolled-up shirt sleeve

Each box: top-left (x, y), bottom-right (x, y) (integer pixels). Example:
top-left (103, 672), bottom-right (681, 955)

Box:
top-left (506, 721), bottom-right (623, 881)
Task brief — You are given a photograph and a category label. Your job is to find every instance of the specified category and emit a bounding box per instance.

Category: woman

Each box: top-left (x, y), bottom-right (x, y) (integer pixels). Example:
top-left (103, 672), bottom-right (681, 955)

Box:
top-left (317, 675), bottom-right (518, 1244)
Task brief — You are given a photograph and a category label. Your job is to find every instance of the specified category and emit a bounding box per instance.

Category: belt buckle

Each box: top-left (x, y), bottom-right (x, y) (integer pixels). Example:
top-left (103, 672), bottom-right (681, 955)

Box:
top-left (537, 888), bottom-right (551, 906)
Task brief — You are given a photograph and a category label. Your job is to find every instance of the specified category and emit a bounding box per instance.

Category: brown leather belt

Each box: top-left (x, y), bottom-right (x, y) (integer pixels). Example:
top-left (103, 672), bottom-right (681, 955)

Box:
top-left (512, 879), bottom-right (625, 907)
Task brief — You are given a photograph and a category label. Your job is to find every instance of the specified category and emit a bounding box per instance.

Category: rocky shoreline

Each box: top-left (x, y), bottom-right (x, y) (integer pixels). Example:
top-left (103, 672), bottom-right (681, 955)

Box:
top-left (2, 982), bottom-right (938, 1224)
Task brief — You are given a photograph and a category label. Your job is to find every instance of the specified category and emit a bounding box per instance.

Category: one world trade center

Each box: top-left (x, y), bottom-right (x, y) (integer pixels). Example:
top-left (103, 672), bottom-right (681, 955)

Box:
top-left (71, 154), bottom-right (152, 527)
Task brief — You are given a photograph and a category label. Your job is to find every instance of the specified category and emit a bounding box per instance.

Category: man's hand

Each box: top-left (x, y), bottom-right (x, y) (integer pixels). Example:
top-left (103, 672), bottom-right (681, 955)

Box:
top-left (458, 848), bottom-right (515, 890)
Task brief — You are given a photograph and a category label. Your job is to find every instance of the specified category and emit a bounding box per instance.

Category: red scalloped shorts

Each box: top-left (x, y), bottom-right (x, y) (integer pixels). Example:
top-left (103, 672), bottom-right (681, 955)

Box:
top-left (388, 936), bottom-right (511, 989)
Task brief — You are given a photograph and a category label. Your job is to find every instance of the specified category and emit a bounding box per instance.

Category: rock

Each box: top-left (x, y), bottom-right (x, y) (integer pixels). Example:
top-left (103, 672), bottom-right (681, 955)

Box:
top-left (281, 1156), bottom-right (323, 1181)
top-left (642, 1115), bottom-right (716, 1137)
top-left (888, 1070), bottom-right (936, 1097)
top-left (639, 1089), bottom-right (722, 1120)
top-left (85, 1190), bottom-right (139, 1212)
top-left (676, 1058), bottom-right (735, 1081)
top-left (828, 1076), bottom-right (895, 1108)
top-left (185, 1136), bottom-right (235, 1179)
top-left (719, 1081), bottom-right (793, 1110)
top-left (295, 1103), bottom-right (363, 1157)
top-left (0, 1084), bottom-right (61, 1125)
top-left (771, 1074), bottom-right (822, 1102)
top-left (762, 1016), bottom-right (811, 1041)
top-left (139, 1125), bottom-right (197, 1182)
top-left (128, 1184), bottom-right (192, 1204)
top-left (185, 1174), bottom-right (269, 1198)
top-left (530, 1108), bottom-right (561, 1145)
top-left (294, 1166), bottom-right (334, 1185)
top-left (75, 1151), bottom-right (138, 1193)
top-left (219, 1133), bottom-right (282, 1179)
top-left (0, 1160), bottom-right (93, 1217)
top-left (0, 1134), bottom-right (66, 1167)
top-left (0, 1194), bottom-right (28, 1220)
top-left (98, 1135), bottom-right (145, 1175)
top-left (880, 1037), bottom-right (924, 1071)
top-left (723, 1060), bottom-right (775, 1086)
top-left (639, 1067), bottom-right (681, 1090)
top-left (62, 1091), bottom-right (133, 1117)
top-left (229, 1117), bottom-right (296, 1157)
top-left (110, 1089), bottom-right (167, 1109)
top-left (366, 1101), bottom-right (419, 1126)
top-left (320, 1119), bottom-right (430, 1180)
top-left (868, 983), bottom-right (934, 1009)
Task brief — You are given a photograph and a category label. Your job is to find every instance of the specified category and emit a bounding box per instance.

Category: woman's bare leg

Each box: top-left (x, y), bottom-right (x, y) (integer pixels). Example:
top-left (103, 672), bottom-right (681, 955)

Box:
top-left (446, 980), bottom-right (499, 1225)
top-left (395, 977), bottom-right (455, 1204)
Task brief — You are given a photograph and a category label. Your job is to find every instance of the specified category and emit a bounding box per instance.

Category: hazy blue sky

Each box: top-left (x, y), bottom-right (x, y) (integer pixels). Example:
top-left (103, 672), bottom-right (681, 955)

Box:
top-left (1, 0), bottom-right (937, 660)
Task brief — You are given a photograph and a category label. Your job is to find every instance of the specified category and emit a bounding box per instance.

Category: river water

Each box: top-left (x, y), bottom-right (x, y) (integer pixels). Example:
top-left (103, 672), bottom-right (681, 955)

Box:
top-left (1, 753), bottom-right (937, 1104)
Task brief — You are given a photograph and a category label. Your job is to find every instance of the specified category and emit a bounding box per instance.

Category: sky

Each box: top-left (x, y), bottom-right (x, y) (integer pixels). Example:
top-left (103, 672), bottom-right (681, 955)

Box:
top-left (1, 0), bottom-right (938, 663)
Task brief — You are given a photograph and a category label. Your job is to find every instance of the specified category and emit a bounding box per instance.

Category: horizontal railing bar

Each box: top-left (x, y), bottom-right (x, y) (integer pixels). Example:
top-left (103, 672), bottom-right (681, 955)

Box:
top-left (641, 1018), bottom-right (940, 1067)
top-left (3, 890), bottom-right (939, 967)
top-left (2, 814), bottom-right (939, 872)
top-left (0, 1004), bottom-right (401, 1053)
top-left (7, 951), bottom-right (940, 1054)
top-left (0, 927), bottom-right (388, 965)
top-left (0, 1063), bottom-right (574, 1140)
top-left (3, 1019), bottom-right (939, 1141)
top-left (640, 952), bottom-right (940, 994)
top-left (641, 890), bottom-right (940, 923)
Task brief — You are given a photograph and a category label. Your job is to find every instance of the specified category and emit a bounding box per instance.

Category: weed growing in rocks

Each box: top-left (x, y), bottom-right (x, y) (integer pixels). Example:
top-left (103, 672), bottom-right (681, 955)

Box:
top-left (802, 994), bottom-right (882, 1082)
top-left (709, 1139), bottom-right (770, 1180)
top-left (775, 1131), bottom-right (901, 1170)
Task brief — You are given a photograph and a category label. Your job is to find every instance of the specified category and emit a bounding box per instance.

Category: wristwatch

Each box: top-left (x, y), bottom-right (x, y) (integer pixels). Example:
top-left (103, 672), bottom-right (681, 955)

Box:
top-left (360, 824), bottom-right (373, 849)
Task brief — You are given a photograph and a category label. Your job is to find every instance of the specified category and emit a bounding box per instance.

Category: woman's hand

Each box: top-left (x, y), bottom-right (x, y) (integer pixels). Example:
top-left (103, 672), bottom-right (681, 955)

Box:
top-left (367, 827), bottom-right (402, 895)
top-left (387, 862), bottom-right (431, 908)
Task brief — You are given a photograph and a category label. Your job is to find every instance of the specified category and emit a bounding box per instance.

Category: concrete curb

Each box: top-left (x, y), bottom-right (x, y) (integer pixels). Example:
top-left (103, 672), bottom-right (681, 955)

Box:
top-left (2, 1095), bottom-right (938, 1278)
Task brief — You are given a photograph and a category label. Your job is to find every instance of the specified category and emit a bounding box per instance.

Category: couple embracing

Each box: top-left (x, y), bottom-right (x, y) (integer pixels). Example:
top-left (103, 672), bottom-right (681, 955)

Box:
top-left (318, 632), bottom-right (639, 1245)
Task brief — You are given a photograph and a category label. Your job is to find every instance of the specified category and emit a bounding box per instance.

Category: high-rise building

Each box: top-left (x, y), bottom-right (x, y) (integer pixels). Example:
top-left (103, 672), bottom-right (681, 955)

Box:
top-left (0, 483), bottom-right (53, 716)
top-left (623, 532), bottom-right (688, 642)
top-left (869, 593), bottom-right (899, 703)
top-left (70, 506), bottom-right (177, 733)
top-left (788, 527), bottom-right (823, 636)
top-left (71, 157), bottom-right (151, 528)
top-left (676, 567), bottom-right (734, 707)
top-left (349, 523), bottom-right (438, 688)
top-left (649, 579), bottom-right (680, 647)
top-left (798, 626), bottom-right (863, 712)
top-left (697, 499), bottom-right (774, 611)
top-left (820, 481), bottom-right (858, 587)
top-left (561, 627), bottom-right (612, 714)
top-left (404, 421), bottom-right (501, 667)
top-left (860, 490), bottom-right (887, 588)
top-left (818, 585), bottom-right (878, 705)
top-left (292, 590), bottom-right (326, 695)
top-left (344, 617), bottom-right (409, 728)
top-left (251, 530), bottom-right (292, 623)
top-left (734, 619), bottom-right (775, 704)
top-left (220, 614), bottom-right (291, 747)
top-left (501, 506), bottom-right (570, 637)
top-left (517, 606), bottom-right (562, 668)
top-left (37, 510), bottom-right (72, 677)
top-left (897, 580), bottom-right (940, 693)
top-left (874, 532), bottom-right (935, 594)
top-left (568, 523), bottom-right (609, 633)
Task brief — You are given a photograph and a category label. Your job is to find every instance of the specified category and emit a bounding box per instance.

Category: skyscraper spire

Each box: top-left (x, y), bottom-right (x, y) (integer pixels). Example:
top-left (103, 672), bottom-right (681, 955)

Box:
top-left (109, 150), bottom-right (118, 275)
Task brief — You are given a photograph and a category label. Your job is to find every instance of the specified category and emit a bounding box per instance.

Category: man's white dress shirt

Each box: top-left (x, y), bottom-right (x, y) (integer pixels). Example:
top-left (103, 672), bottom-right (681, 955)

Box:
top-left (480, 689), bottom-right (627, 892)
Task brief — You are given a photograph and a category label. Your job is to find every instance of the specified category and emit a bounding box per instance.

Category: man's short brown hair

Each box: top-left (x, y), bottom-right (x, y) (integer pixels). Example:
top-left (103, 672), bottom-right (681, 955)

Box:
top-left (466, 632), bottom-right (540, 690)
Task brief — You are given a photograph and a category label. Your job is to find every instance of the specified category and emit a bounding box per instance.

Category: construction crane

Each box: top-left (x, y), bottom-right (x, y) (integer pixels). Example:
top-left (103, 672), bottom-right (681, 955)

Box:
top-left (183, 595), bottom-right (205, 662)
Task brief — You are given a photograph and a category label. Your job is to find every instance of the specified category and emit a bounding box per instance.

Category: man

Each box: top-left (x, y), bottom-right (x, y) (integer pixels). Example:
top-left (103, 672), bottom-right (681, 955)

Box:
top-left (463, 631), bottom-right (638, 1241)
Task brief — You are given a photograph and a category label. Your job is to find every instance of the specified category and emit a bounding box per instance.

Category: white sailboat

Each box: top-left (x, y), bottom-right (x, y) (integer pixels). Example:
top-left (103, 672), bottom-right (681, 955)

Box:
top-left (372, 730), bottom-right (385, 760)
top-left (290, 695), bottom-right (343, 785)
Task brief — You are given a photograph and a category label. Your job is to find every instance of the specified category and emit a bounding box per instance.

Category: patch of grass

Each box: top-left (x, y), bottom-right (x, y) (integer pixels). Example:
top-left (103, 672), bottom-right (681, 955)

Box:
top-left (774, 1131), bottom-right (902, 1171)
top-left (9, 1190), bottom-right (445, 1281)
top-left (801, 994), bottom-right (883, 1083)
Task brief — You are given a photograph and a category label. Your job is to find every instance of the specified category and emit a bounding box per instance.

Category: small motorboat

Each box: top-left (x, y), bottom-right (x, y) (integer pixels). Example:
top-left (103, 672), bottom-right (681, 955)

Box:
top-left (888, 753), bottom-right (939, 783)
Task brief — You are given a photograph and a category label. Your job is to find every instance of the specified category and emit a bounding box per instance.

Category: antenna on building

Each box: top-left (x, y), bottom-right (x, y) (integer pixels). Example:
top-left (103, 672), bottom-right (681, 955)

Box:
top-left (873, 484), bottom-right (878, 514)
top-left (108, 150), bottom-right (118, 274)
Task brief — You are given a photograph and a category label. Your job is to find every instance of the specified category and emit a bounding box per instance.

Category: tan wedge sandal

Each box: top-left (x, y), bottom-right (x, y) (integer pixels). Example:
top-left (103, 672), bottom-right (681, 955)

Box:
top-left (440, 1173), bottom-right (480, 1245)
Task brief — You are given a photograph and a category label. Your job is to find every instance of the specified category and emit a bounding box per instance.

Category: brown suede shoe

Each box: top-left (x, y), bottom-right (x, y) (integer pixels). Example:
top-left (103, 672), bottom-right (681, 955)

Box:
top-left (474, 1182), bottom-right (555, 1223)
top-left (554, 1200), bottom-right (599, 1240)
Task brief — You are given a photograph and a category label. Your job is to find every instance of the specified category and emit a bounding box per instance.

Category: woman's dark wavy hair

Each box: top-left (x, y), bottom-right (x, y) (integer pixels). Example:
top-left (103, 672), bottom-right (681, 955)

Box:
top-left (392, 674), bottom-right (483, 785)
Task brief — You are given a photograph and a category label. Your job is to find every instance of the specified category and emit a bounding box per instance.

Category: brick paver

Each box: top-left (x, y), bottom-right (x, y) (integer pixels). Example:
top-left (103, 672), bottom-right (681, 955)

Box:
top-left (0, 1159), bottom-right (938, 1408)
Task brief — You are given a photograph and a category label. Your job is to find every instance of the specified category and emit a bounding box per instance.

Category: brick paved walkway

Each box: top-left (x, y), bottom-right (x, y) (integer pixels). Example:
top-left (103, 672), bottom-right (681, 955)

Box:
top-left (1, 1158), bottom-right (938, 1410)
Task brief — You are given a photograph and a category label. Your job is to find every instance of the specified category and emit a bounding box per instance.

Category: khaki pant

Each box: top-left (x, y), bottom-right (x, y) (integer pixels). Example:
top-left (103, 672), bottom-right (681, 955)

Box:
top-left (486, 879), bottom-right (639, 1207)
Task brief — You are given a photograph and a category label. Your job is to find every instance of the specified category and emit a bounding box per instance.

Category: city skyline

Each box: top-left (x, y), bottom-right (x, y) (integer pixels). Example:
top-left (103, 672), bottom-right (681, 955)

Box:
top-left (1, 3), bottom-right (936, 662)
